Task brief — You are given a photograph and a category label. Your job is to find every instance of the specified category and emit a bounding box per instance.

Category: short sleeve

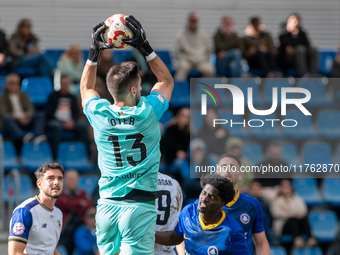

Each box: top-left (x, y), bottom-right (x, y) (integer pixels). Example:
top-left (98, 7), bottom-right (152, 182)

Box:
top-left (230, 227), bottom-right (251, 255)
top-left (83, 96), bottom-right (111, 125)
top-left (8, 208), bottom-right (33, 244)
top-left (145, 92), bottom-right (169, 121)
top-left (252, 198), bottom-right (265, 234)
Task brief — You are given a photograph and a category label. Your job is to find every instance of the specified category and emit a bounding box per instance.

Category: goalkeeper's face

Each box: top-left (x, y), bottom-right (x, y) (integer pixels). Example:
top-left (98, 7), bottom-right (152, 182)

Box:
top-left (38, 169), bottom-right (64, 199)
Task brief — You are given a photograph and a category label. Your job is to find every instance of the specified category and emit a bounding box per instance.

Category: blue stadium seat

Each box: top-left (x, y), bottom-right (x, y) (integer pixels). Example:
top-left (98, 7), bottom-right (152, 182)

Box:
top-left (293, 178), bottom-right (325, 206)
top-left (322, 178), bottom-right (340, 206)
top-left (191, 110), bottom-right (204, 135)
top-left (4, 141), bottom-right (21, 172)
top-left (57, 142), bottom-right (94, 172)
top-left (263, 78), bottom-right (294, 105)
top-left (154, 50), bottom-right (176, 75)
top-left (44, 49), bottom-right (65, 69)
top-left (170, 80), bottom-right (190, 108)
top-left (113, 49), bottom-right (133, 63)
top-left (3, 175), bottom-right (34, 203)
top-left (282, 110), bottom-right (318, 139)
top-left (280, 142), bottom-right (299, 166)
top-left (231, 78), bottom-right (264, 106)
top-left (15, 67), bottom-right (38, 76)
top-left (308, 211), bottom-right (338, 242)
top-left (0, 76), bottom-right (6, 94)
top-left (218, 110), bottom-right (250, 138)
top-left (56, 245), bottom-right (68, 255)
top-left (248, 112), bottom-right (284, 140)
top-left (303, 143), bottom-right (333, 166)
top-left (298, 79), bottom-right (332, 107)
top-left (319, 49), bottom-right (337, 76)
top-left (21, 142), bottom-right (53, 172)
top-left (242, 142), bottom-right (263, 166)
top-left (292, 247), bottom-right (323, 255)
top-left (21, 76), bottom-right (53, 107)
top-left (82, 49), bottom-right (90, 63)
top-left (78, 175), bottom-right (99, 197)
top-left (159, 110), bottom-right (174, 126)
top-left (270, 246), bottom-right (287, 255)
top-left (317, 110), bottom-right (340, 139)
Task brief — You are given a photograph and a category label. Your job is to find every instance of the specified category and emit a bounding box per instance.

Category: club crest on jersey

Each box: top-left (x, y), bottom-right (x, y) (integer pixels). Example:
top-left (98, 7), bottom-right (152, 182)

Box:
top-left (156, 94), bottom-right (164, 103)
top-left (13, 222), bottom-right (25, 235)
top-left (207, 246), bottom-right (218, 255)
top-left (240, 213), bottom-right (250, 224)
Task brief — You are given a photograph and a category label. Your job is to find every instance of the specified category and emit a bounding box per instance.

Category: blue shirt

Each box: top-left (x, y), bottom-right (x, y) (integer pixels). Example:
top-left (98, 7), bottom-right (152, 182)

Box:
top-left (174, 203), bottom-right (250, 255)
top-left (84, 92), bottom-right (169, 199)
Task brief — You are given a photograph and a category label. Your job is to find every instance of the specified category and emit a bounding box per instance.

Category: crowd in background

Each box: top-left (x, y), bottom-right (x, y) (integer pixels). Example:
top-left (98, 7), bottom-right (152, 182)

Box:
top-left (1, 13), bottom-right (340, 255)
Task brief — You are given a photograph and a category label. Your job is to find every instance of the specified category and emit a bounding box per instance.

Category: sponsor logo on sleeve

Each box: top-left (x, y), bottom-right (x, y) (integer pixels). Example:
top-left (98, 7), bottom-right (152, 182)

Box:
top-left (156, 94), bottom-right (164, 103)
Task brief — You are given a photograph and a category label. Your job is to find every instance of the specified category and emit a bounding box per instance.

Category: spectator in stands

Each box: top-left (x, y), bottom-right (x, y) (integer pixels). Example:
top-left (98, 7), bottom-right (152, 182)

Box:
top-left (279, 13), bottom-right (319, 77)
top-left (243, 16), bottom-right (278, 77)
top-left (256, 142), bottom-right (289, 187)
top-left (174, 12), bottom-right (215, 80)
top-left (45, 74), bottom-right (89, 158)
top-left (74, 207), bottom-right (99, 255)
top-left (161, 107), bottom-right (190, 167)
top-left (225, 137), bottom-right (253, 193)
top-left (96, 49), bottom-right (114, 83)
top-left (214, 16), bottom-right (244, 77)
top-left (8, 18), bottom-right (53, 77)
top-left (58, 44), bottom-right (84, 96)
top-left (270, 179), bottom-right (317, 249)
top-left (0, 20), bottom-right (13, 73)
top-left (0, 73), bottom-right (46, 150)
top-left (56, 169), bottom-right (93, 255)
top-left (331, 43), bottom-right (340, 77)
top-left (198, 108), bottom-right (229, 155)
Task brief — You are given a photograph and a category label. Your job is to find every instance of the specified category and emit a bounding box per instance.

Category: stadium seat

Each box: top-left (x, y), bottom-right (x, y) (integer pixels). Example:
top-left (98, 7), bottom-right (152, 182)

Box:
top-left (308, 211), bottom-right (339, 242)
top-left (113, 49), bottom-right (133, 63)
top-left (270, 246), bottom-right (287, 255)
top-left (154, 50), bottom-right (176, 75)
top-left (297, 79), bottom-right (332, 107)
top-left (322, 178), bottom-right (340, 206)
top-left (303, 143), bottom-right (333, 166)
top-left (242, 142), bottom-right (263, 166)
top-left (218, 110), bottom-right (250, 138)
top-left (78, 175), bottom-right (99, 197)
top-left (293, 178), bottom-right (325, 206)
top-left (280, 142), bottom-right (299, 166)
top-left (231, 78), bottom-right (264, 106)
top-left (82, 49), bottom-right (90, 63)
top-left (44, 49), bottom-right (65, 69)
top-left (56, 245), bottom-right (68, 255)
top-left (282, 110), bottom-right (318, 139)
top-left (263, 78), bottom-right (294, 105)
top-left (3, 174), bottom-right (34, 203)
top-left (15, 67), bottom-right (38, 76)
top-left (170, 80), bottom-right (190, 108)
top-left (159, 110), bottom-right (174, 126)
top-left (21, 76), bottom-right (53, 107)
top-left (4, 141), bottom-right (21, 172)
top-left (21, 142), bottom-right (53, 172)
top-left (317, 110), bottom-right (340, 139)
top-left (57, 142), bottom-right (94, 172)
top-left (292, 247), bottom-right (323, 255)
top-left (0, 76), bottom-right (6, 94)
top-left (319, 49), bottom-right (337, 76)
top-left (248, 112), bottom-right (284, 140)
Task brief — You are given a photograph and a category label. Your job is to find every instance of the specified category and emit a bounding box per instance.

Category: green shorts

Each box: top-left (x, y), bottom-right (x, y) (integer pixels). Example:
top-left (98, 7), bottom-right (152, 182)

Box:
top-left (96, 198), bottom-right (157, 255)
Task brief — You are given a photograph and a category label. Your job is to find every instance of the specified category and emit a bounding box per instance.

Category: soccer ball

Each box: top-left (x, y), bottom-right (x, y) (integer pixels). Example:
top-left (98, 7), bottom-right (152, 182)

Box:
top-left (102, 14), bottom-right (134, 50)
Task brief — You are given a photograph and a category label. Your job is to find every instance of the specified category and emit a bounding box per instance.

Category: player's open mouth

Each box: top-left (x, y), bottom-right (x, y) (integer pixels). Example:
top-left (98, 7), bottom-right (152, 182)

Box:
top-left (199, 202), bottom-right (206, 207)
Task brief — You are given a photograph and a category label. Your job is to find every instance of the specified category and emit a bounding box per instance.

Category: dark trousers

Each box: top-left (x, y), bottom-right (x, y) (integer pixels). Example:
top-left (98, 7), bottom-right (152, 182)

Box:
top-left (246, 50), bottom-right (276, 76)
top-left (282, 216), bottom-right (311, 238)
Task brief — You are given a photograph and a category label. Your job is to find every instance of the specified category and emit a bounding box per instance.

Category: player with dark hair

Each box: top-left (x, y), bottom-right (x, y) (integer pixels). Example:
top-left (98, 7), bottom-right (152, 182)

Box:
top-left (8, 163), bottom-right (64, 255)
top-left (155, 174), bottom-right (251, 255)
top-left (80, 15), bottom-right (173, 255)
top-left (217, 154), bottom-right (270, 255)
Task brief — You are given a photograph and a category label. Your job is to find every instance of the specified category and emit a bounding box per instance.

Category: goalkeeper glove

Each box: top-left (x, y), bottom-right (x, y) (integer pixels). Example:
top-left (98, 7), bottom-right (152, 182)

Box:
top-left (88, 22), bottom-right (113, 64)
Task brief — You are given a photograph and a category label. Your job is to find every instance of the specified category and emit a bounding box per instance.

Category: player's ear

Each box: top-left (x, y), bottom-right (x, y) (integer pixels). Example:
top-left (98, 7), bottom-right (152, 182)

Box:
top-left (220, 201), bottom-right (226, 209)
top-left (36, 179), bottom-right (41, 189)
top-left (130, 85), bottom-right (136, 96)
top-left (238, 171), bottom-right (243, 181)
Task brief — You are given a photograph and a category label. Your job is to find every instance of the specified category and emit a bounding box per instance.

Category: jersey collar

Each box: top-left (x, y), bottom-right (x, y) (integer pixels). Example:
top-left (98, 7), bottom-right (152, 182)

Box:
top-left (35, 195), bottom-right (53, 212)
top-left (226, 190), bottom-right (240, 207)
top-left (199, 209), bottom-right (226, 230)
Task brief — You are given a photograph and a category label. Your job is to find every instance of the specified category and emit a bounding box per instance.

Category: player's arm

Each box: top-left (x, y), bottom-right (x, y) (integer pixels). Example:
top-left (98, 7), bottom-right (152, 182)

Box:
top-left (122, 16), bottom-right (174, 102)
top-left (80, 22), bottom-right (113, 108)
top-left (253, 231), bottom-right (270, 255)
top-left (54, 249), bottom-right (62, 255)
top-left (175, 241), bottom-right (185, 255)
top-left (155, 230), bottom-right (183, 246)
top-left (8, 241), bottom-right (26, 255)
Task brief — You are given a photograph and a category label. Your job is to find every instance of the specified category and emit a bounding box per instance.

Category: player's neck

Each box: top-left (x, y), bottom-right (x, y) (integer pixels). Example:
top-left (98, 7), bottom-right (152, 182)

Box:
top-left (38, 193), bottom-right (56, 210)
top-left (200, 210), bottom-right (222, 226)
top-left (234, 184), bottom-right (239, 196)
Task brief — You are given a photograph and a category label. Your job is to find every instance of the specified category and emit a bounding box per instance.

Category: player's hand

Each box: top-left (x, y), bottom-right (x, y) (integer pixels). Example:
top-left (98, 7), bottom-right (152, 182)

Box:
top-left (88, 22), bottom-right (113, 64)
top-left (122, 15), bottom-right (154, 59)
